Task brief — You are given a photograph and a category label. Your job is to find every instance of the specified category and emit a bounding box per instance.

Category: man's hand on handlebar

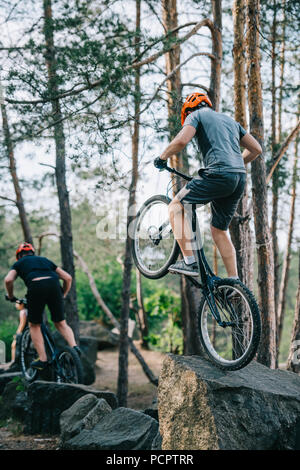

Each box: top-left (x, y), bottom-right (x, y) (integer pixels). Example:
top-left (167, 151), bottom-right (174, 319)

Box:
top-left (154, 157), bottom-right (168, 171)
top-left (5, 294), bottom-right (18, 303)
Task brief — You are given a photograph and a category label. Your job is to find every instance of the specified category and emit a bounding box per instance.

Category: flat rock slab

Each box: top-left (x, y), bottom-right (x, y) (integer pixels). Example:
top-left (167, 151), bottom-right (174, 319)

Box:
top-left (158, 355), bottom-right (300, 450)
top-left (63, 407), bottom-right (159, 450)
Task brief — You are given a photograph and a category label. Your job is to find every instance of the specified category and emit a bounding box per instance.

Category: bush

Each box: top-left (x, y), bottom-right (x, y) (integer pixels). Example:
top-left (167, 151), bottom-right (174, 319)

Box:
top-left (0, 318), bottom-right (18, 363)
top-left (144, 288), bottom-right (182, 354)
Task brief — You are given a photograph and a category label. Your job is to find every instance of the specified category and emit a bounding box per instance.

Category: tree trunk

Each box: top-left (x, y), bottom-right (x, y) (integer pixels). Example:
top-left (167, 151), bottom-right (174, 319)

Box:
top-left (136, 268), bottom-right (149, 349)
top-left (117, 0), bottom-right (141, 406)
top-left (286, 249), bottom-right (300, 373)
top-left (210, 0), bottom-right (225, 283)
top-left (229, 0), bottom-right (254, 288)
top-left (43, 0), bottom-right (79, 341)
top-left (277, 0), bottom-right (286, 143)
top-left (270, 0), bottom-right (280, 314)
top-left (246, 0), bottom-right (276, 368)
top-left (277, 131), bottom-right (298, 358)
top-left (0, 97), bottom-right (33, 245)
top-left (209, 0), bottom-right (222, 111)
top-left (162, 0), bottom-right (182, 186)
top-left (161, 0), bottom-right (204, 355)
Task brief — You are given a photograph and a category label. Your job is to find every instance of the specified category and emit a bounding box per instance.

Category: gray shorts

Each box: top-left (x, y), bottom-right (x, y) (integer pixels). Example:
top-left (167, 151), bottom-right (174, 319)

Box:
top-left (176, 170), bottom-right (246, 231)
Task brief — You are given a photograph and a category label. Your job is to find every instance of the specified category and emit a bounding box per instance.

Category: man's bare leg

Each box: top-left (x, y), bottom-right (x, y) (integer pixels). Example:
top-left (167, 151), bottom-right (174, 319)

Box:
top-left (29, 323), bottom-right (47, 362)
top-left (54, 320), bottom-right (77, 347)
top-left (210, 225), bottom-right (238, 277)
top-left (168, 198), bottom-right (194, 258)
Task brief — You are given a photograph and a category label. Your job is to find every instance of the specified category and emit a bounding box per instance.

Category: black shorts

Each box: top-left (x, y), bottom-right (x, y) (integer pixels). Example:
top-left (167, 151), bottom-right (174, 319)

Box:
top-left (26, 278), bottom-right (65, 324)
top-left (176, 170), bottom-right (246, 231)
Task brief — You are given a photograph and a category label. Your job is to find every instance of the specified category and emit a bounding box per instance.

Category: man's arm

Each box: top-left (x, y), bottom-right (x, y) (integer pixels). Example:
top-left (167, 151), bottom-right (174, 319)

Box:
top-left (55, 267), bottom-right (72, 298)
top-left (240, 133), bottom-right (262, 164)
top-left (159, 125), bottom-right (196, 160)
top-left (4, 270), bottom-right (18, 299)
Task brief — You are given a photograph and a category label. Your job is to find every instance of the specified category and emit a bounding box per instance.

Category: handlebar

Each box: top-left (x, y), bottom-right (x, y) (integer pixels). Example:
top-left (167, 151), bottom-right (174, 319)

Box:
top-left (164, 165), bottom-right (193, 182)
top-left (5, 294), bottom-right (27, 306)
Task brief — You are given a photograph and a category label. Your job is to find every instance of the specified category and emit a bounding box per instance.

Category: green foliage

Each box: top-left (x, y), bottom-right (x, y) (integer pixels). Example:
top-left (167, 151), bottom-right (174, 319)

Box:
top-left (144, 287), bottom-right (182, 353)
top-left (11, 376), bottom-right (26, 392)
top-left (76, 263), bottom-right (124, 323)
top-left (0, 318), bottom-right (18, 363)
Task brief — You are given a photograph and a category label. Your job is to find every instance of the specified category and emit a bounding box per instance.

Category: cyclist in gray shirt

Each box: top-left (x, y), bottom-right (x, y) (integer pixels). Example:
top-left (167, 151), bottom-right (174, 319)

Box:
top-left (154, 92), bottom-right (262, 277)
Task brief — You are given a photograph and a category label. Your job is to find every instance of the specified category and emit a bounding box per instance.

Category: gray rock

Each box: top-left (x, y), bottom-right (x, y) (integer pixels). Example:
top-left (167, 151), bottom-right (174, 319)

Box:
top-left (158, 355), bottom-right (300, 450)
top-left (79, 321), bottom-right (119, 350)
top-left (143, 405), bottom-right (158, 421)
top-left (82, 397), bottom-right (112, 429)
top-left (60, 394), bottom-right (98, 442)
top-left (151, 430), bottom-right (162, 450)
top-left (25, 381), bottom-right (118, 435)
top-left (79, 336), bottom-right (98, 365)
top-left (0, 372), bottom-right (22, 395)
top-left (60, 394), bottom-right (112, 444)
top-left (63, 407), bottom-right (159, 450)
top-left (0, 380), bottom-right (28, 421)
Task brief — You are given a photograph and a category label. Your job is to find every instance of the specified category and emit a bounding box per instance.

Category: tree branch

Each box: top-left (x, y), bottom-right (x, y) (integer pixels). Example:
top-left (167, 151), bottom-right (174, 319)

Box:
top-left (0, 195), bottom-right (17, 204)
top-left (181, 83), bottom-right (210, 93)
top-left (35, 231), bottom-right (60, 255)
top-left (5, 18), bottom-right (213, 106)
top-left (137, 52), bottom-right (215, 116)
top-left (266, 120), bottom-right (300, 185)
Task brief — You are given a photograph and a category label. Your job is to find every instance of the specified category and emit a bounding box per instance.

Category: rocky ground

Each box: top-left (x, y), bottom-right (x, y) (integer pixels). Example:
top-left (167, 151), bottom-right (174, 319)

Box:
top-left (0, 344), bottom-right (165, 450)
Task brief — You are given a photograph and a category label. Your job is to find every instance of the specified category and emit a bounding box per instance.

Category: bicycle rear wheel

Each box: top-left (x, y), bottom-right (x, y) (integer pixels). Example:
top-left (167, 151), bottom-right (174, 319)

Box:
top-left (197, 278), bottom-right (261, 371)
top-left (132, 195), bottom-right (180, 279)
top-left (55, 346), bottom-right (83, 384)
top-left (20, 327), bottom-right (38, 382)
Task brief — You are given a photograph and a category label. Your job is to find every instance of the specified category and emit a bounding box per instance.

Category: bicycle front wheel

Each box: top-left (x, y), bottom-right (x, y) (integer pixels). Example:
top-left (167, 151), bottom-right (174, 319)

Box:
top-left (55, 346), bottom-right (83, 384)
top-left (197, 278), bottom-right (261, 371)
top-left (20, 327), bottom-right (38, 382)
top-left (131, 195), bottom-right (180, 279)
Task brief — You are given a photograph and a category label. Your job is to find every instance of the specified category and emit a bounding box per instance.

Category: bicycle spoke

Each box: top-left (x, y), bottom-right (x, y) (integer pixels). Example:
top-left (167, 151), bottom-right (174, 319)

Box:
top-left (134, 198), bottom-right (178, 277)
top-left (200, 285), bottom-right (254, 365)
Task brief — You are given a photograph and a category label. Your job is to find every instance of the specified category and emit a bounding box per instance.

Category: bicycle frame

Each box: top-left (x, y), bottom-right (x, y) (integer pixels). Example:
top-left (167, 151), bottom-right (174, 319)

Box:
top-left (164, 166), bottom-right (224, 326)
top-left (40, 323), bottom-right (68, 379)
top-left (41, 322), bottom-right (58, 363)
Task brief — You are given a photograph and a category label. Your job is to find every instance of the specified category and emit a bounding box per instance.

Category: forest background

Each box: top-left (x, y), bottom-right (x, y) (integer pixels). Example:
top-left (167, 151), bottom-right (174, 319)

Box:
top-left (0, 0), bottom-right (299, 405)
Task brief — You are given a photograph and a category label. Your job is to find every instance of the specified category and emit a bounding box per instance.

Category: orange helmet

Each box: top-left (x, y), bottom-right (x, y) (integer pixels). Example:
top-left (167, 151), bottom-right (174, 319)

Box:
top-left (16, 242), bottom-right (35, 260)
top-left (181, 92), bottom-right (213, 125)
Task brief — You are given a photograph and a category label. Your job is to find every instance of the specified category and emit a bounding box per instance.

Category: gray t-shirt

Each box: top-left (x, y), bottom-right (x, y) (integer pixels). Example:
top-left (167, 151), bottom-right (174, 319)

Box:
top-left (183, 108), bottom-right (247, 173)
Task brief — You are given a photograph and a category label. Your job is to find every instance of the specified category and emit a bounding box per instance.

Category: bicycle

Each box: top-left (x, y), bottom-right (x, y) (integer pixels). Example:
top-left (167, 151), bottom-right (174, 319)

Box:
top-left (131, 165), bottom-right (261, 371)
top-left (5, 295), bottom-right (83, 383)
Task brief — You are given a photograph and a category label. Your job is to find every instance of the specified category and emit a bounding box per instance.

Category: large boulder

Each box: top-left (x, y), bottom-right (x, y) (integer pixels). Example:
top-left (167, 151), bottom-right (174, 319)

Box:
top-left (24, 381), bottom-right (118, 435)
top-left (79, 336), bottom-right (98, 365)
top-left (79, 321), bottom-right (119, 350)
top-left (63, 407), bottom-right (159, 450)
top-left (158, 355), bottom-right (300, 450)
top-left (60, 394), bottom-right (112, 444)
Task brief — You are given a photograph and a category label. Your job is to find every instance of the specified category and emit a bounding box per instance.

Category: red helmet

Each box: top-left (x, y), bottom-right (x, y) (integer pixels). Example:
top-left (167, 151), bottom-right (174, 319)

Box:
top-left (16, 242), bottom-right (35, 260)
top-left (181, 92), bottom-right (213, 125)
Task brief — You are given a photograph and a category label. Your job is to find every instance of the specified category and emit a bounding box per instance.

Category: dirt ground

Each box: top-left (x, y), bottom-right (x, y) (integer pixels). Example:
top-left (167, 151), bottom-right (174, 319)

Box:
top-left (94, 344), bottom-right (165, 410)
top-left (0, 343), bottom-right (165, 450)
